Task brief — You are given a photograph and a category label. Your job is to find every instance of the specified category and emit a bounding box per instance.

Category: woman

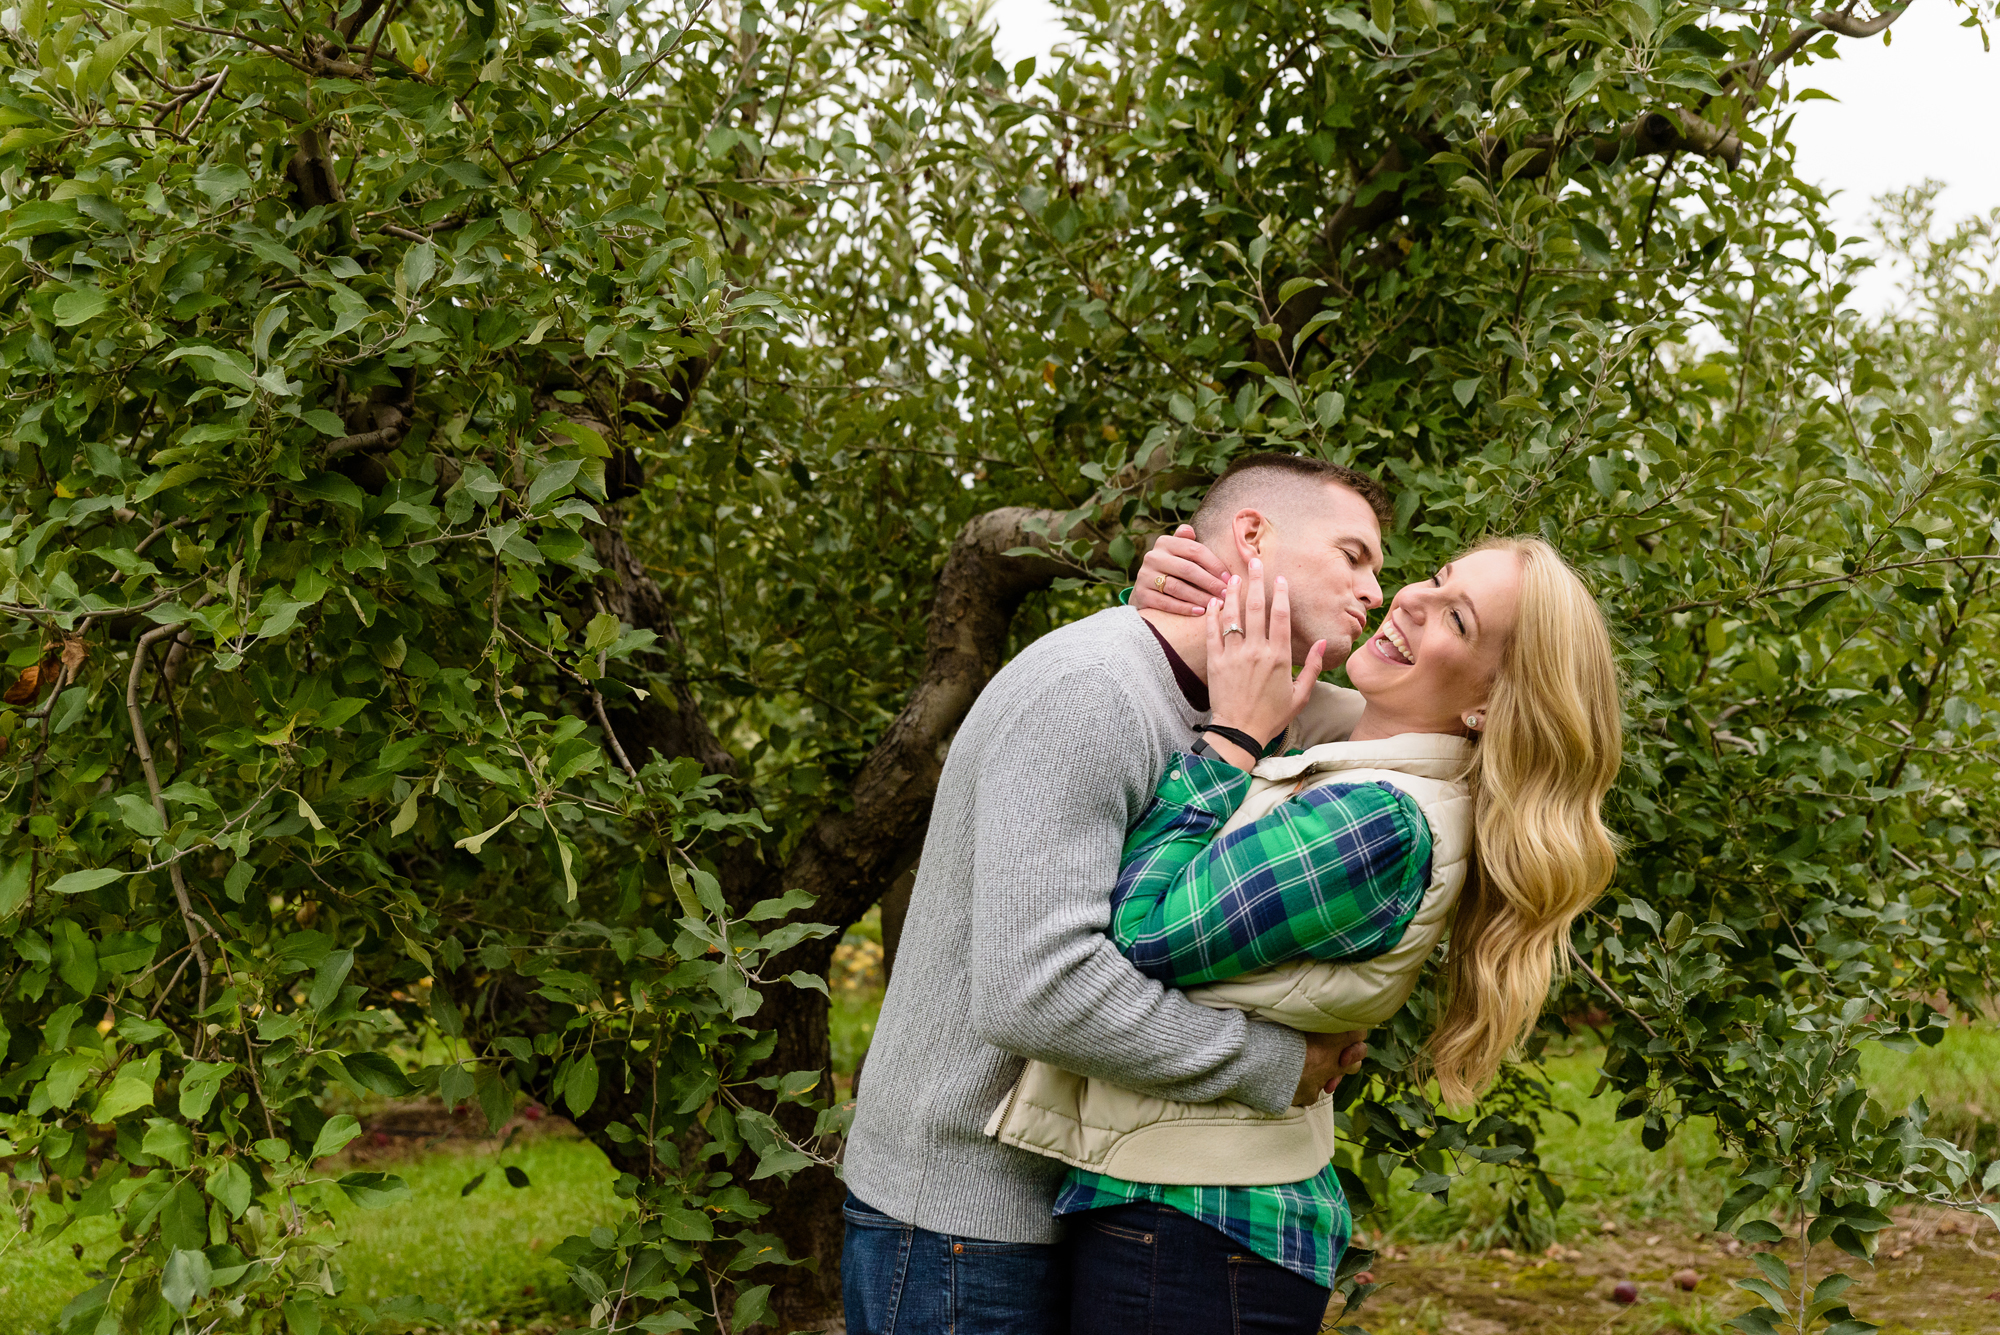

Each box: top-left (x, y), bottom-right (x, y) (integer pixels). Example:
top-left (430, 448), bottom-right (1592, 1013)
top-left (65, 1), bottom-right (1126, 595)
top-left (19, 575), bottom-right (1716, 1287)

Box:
top-left (987, 536), bottom-right (1622, 1334)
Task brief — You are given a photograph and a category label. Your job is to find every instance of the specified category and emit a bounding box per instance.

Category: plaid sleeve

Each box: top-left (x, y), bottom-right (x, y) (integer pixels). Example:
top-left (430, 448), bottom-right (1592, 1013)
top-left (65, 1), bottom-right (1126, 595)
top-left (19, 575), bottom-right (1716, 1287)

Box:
top-left (1109, 764), bottom-right (1433, 987)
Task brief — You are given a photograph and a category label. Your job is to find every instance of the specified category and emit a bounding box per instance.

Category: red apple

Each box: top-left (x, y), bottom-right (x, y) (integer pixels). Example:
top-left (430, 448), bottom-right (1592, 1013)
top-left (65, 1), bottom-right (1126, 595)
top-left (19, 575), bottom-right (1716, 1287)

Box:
top-left (1353, 1272), bottom-right (1376, 1286)
top-left (1674, 1268), bottom-right (1700, 1291)
top-left (1612, 1281), bottom-right (1639, 1305)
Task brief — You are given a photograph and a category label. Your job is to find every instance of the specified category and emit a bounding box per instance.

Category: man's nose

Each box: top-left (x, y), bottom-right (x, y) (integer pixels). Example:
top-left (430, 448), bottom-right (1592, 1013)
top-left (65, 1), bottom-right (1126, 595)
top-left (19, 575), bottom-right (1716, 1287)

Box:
top-left (1358, 568), bottom-right (1384, 608)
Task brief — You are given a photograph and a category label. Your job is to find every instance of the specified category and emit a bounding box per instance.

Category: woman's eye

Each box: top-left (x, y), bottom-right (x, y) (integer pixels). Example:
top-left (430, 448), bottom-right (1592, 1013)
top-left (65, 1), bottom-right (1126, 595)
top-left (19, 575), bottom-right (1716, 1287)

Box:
top-left (1430, 574), bottom-right (1441, 588)
top-left (1450, 611), bottom-right (1466, 634)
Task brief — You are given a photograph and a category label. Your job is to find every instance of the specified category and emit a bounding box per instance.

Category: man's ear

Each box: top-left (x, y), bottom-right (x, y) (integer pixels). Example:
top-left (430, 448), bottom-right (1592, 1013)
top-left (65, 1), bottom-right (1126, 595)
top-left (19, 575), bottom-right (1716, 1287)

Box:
top-left (1233, 508), bottom-right (1271, 564)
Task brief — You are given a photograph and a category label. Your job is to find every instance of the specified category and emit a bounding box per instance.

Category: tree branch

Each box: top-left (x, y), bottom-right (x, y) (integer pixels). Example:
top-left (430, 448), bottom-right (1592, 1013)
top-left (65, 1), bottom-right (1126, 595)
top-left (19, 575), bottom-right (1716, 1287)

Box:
top-left (1254, 110), bottom-right (1743, 370)
top-left (126, 598), bottom-right (218, 1051)
top-left (775, 506), bottom-right (1097, 941)
top-left (322, 425), bottom-right (403, 459)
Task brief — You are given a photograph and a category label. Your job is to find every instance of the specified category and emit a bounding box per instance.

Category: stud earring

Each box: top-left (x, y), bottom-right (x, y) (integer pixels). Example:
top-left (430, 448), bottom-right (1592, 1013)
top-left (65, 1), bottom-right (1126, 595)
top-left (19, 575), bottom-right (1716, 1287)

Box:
top-left (1464, 712), bottom-right (1483, 731)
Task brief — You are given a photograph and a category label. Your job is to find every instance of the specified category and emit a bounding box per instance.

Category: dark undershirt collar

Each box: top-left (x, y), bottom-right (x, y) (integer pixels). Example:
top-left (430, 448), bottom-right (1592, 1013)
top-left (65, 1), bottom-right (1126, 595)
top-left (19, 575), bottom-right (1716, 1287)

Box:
top-left (1141, 617), bottom-right (1209, 713)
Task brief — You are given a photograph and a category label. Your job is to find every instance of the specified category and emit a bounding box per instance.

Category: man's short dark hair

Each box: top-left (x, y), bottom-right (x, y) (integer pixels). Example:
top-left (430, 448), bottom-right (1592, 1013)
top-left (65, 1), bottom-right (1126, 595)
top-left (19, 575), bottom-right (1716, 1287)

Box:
top-left (1191, 453), bottom-right (1394, 540)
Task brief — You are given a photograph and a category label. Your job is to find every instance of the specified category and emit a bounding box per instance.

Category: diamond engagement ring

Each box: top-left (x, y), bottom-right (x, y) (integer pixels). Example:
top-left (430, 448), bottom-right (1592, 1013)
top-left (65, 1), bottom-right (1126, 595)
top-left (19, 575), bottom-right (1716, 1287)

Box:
top-left (1223, 625), bottom-right (1245, 637)
top-left (1153, 573), bottom-right (1168, 590)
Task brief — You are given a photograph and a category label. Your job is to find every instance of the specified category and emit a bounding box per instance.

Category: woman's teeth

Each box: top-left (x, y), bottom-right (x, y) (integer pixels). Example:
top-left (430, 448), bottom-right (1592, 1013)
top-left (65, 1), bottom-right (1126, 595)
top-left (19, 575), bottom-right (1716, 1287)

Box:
top-left (1378, 621), bottom-right (1414, 664)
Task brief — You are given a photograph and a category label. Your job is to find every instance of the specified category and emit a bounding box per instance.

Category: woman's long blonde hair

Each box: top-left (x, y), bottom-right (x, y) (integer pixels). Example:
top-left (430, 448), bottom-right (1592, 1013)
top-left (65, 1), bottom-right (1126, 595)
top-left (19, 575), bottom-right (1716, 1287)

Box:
top-left (1430, 537), bottom-right (1623, 1105)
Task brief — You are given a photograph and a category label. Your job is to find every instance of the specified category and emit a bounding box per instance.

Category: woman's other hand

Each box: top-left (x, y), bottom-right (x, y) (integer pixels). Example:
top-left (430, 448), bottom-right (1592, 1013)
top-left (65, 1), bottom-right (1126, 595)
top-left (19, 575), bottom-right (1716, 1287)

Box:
top-left (1203, 562), bottom-right (1327, 770)
top-left (1131, 525), bottom-right (1228, 616)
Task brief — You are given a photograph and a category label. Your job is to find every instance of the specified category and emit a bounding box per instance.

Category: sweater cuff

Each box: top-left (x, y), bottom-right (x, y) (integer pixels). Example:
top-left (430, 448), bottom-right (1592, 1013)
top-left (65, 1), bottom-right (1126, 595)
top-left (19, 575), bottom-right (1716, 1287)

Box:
top-left (1236, 1019), bottom-right (1308, 1115)
top-left (1160, 749), bottom-right (1253, 818)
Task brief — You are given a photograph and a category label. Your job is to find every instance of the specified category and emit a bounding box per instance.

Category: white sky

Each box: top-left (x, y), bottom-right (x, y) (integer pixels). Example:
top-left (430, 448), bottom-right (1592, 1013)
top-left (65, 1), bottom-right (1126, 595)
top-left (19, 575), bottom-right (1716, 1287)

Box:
top-left (985, 1), bottom-right (2000, 312)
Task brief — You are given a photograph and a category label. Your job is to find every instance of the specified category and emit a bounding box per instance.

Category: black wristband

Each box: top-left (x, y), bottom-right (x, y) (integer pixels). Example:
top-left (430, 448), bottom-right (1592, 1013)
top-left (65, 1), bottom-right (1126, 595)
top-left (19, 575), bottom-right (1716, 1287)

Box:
top-left (1194, 723), bottom-right (1270, 760)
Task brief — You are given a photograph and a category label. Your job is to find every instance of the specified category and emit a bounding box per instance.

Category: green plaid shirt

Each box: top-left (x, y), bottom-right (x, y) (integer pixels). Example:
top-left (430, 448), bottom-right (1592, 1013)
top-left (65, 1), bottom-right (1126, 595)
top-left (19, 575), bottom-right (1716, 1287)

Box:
top-left (1054, 750), bottom-right (1432, 1287)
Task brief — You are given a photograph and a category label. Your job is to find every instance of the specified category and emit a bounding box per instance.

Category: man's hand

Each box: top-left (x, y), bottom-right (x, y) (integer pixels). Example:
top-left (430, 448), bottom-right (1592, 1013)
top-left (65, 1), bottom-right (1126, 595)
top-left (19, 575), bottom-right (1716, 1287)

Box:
top-left (1293, 1029), bottom-right (1370, 1106)
top-left (1131, 524), bottom-right (1228, 616)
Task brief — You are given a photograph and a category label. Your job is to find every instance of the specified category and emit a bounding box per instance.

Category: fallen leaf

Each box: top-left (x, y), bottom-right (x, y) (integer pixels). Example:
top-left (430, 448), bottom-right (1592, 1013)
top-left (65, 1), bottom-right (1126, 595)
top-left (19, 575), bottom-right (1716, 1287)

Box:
top-left (2, 663), bottom-right (43, 705)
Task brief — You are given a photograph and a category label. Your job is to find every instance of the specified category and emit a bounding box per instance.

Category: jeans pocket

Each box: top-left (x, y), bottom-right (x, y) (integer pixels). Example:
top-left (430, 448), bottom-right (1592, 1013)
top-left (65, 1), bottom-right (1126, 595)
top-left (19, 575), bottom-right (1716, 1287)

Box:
top-left (842, 1202), bottom-right (913, 1335)
top-left (953, 1238), bottom-right (1048, 1255)
top-left (1083, 1216), bottom-right (1159, 1245)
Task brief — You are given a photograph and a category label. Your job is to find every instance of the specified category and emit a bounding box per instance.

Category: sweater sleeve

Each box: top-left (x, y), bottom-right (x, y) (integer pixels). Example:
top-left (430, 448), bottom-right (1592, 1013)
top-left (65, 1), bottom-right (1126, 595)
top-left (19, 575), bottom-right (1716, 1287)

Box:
top-left (963, 665), bottom-right (1305, 1115)
top-left (1110, 759), bottom-right (1433, 987)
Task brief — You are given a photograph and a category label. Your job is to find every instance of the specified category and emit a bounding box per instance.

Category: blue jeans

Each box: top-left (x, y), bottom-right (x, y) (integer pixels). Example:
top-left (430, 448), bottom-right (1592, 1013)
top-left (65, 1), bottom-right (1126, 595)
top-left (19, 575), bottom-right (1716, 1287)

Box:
top-left (1067, 1201), bottom-right (1331, 1335)
top-left (841, 1194), bottom-right (1070, 1335)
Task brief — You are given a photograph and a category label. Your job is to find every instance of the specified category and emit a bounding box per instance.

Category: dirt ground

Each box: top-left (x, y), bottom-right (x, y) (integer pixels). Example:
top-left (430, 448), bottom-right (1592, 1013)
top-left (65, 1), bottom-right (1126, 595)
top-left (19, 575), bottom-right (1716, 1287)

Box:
top-left (325, 1096), bottom-right (576, 1165)
top-left (1344, 1210), bottom-right (2000, 1335)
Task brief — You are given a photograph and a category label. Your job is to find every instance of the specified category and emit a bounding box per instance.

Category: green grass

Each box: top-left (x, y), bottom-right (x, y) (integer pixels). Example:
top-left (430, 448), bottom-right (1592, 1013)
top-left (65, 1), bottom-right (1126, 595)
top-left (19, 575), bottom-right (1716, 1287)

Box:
top-left (329, 1136), bottom-right (623, 1328)
top-left (1369, 1040), bottom-right (1728, 1249)
top-left (1367, 1022), bottom-right (2000, 1248)
top-left (0, 1135), bottom-right (621, 1334)
top-left (3, 1016), bottom-right (1989, 1332)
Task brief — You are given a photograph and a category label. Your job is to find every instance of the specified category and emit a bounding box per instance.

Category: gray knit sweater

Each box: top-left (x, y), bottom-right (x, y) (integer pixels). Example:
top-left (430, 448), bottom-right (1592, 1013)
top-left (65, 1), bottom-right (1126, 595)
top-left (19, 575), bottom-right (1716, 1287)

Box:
top-left (842, 607), bottom-right (1307, 1243)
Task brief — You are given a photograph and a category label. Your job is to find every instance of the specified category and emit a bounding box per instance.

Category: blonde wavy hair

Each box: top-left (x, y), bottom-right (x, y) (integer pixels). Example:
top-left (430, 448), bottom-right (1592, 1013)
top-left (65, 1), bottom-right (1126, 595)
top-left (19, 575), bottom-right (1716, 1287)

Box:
top-left (1429, 537), bottom-right (1623, 1105)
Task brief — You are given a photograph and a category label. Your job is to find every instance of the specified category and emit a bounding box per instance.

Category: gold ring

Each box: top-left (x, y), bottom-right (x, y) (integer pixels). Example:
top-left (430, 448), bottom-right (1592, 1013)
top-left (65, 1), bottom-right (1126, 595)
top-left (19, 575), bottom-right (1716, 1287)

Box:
top-left (1153, 573), bottom-right (1168, 591)
top-left (1224, 625), bottom-right (1245, 637)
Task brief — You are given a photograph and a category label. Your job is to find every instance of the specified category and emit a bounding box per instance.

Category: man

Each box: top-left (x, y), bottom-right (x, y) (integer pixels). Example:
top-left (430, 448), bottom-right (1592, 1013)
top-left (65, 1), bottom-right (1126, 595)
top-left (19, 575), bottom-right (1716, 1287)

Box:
top-left (841, 455), bottom-right (1392, 1335)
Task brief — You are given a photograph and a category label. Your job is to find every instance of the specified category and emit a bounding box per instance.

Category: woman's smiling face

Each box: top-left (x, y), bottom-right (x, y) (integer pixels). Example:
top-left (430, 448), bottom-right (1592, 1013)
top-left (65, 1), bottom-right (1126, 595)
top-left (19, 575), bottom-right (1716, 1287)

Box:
top-left (1346, 548), bottom-right (1524, 734)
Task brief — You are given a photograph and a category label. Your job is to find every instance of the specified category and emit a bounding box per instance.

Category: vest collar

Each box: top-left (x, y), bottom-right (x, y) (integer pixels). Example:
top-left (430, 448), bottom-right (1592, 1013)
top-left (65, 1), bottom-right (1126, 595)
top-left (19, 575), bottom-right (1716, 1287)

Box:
top-left (1252, 731), bottom-right (1474, 782)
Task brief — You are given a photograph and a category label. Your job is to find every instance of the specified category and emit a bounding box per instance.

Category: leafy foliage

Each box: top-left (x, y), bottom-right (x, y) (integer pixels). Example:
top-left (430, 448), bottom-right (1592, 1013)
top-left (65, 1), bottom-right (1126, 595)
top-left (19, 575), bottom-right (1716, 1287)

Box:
top-left (2, 0), bottom-right (1998, 1330)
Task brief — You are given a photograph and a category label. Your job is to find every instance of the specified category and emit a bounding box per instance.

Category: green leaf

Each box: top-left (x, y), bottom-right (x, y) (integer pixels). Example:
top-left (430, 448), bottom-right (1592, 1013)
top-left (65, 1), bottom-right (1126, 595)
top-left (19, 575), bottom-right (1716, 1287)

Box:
top-left (50, 867), bottom-right (125, 895)
top-left (390, 788), bottom-right (421, 836)
top-left (403, 243), bottom-right (437, 293)
top-left (1276, 276), bottom-right (1324, 305)
top-left (52, 287), bottom-right (110, 326)
top-left (583, 611), bottom-right (622, 652)
top-left (92, 1072), bottom-right (156, 1124)
top-left (340, 1051), bottom-right (415, 1098)
top-left (308, 949), bottom-right (354, 1011)
top-left (563, 1051), bottom-right (599, 1117)
top-left (303, 409), bottom-right (349, 436)
top-left (310, 1113), bottom-right (363, 1160)
top-left (292, 471), bottom-right (368, 512)
top-left (141, 1120), bottom-right (194, 1168)
top-left (336, 1172), bottom-right (411, 1209)
top-left (439, 1061), bottom-right (475, 1111)
top-left (82, 30), bottom-right (148, 96)
top-left (178, 1061), bottom-right (233, 1118)
top-left (160, 1248), bottom-right (212, 1314)
top-left (207, 1157), bottom-right (254, 1218)
top-left (1573, 219), bottom-right (1614, 267)
top-left (527, 458), bottom-right (583, 508)
top-left (732, 1284), bottom-right (774, 1331)
top-left (504, 1165), bottom-right (529, 1188)
top-left (786, 970), bottom-right (830, 996)
top-left (455, 807), bottom-right (521, 854)
top-left (192, 164), bottom-right (251, 205)
top-left (1499, 146), bottom-right (1544, 184)
top-left (114, 793), bottom-right (166, 838)
top-left (0, 856), bottom-right (28, 918)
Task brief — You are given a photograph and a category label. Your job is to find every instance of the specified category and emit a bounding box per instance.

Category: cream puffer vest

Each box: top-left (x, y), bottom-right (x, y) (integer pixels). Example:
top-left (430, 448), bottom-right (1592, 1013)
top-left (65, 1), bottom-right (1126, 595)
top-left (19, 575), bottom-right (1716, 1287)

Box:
top-left (984, 732), bottom-right (1473, 1187)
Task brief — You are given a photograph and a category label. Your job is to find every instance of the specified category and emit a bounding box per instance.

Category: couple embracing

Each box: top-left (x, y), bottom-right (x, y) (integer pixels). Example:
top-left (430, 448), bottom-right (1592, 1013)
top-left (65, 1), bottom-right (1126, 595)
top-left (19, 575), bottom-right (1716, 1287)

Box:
top-left (841, 455), bottom-right (1622, 1335)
